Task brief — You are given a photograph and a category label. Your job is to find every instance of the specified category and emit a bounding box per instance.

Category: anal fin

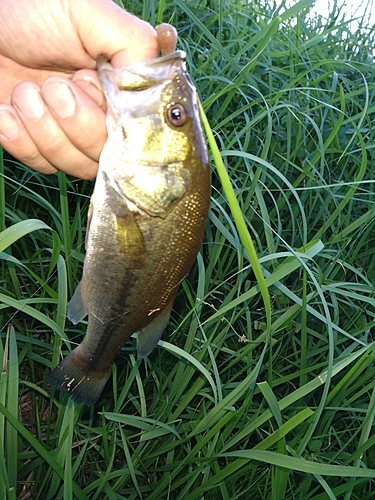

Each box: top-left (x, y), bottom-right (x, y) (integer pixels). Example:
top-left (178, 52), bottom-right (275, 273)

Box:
top-left (137, 298), bottom-right (174, 358)
top-left (67, 281), bottom-right (87, 324)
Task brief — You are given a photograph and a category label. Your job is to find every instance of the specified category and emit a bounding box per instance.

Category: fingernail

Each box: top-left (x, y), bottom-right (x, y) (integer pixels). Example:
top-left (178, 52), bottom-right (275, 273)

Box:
top-left (13, 87), bottom-right (45, 120)
top-left (42, 81), bottom-right (76, 119)
top-left (73, 77), bottom-right (104, 106)
top-left (0, 109), bottom-right (20, 141)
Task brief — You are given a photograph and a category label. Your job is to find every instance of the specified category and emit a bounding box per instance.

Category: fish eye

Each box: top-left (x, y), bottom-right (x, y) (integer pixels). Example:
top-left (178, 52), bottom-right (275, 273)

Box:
top-left (166, 103), bottom-right (188, 127)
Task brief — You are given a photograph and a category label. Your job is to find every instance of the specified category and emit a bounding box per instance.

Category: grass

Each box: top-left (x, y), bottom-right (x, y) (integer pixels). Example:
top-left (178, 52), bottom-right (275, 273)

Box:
top-left (1, 0), bottom-right (375, 498)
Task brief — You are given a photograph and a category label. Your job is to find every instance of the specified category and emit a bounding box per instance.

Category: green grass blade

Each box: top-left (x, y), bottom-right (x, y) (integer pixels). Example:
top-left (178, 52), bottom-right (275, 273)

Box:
top-left (200, 104), bottom-right (272, 337)
top-left (222, 449), bottom-right (375, 477)
top-left (0, 402), bottom-right (88, 500)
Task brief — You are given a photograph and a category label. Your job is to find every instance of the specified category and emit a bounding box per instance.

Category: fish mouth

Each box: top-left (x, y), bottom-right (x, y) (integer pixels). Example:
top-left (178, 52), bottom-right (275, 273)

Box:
top-left (98, 51), bottom-right (187, 93)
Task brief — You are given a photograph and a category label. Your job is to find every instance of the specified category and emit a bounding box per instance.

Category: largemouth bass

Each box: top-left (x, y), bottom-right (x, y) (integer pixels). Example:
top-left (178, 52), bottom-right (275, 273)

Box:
top-left (48, 48), bottom-right (210, 406)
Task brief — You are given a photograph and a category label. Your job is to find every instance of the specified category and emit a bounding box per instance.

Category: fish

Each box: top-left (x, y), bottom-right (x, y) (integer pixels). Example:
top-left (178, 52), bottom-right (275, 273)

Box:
top-left (48, 47), bottom-right (211, 406)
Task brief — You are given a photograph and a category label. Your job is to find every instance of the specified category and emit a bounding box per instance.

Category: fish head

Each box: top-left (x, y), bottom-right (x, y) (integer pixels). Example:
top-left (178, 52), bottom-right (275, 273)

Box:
top-left (97, 51), bottom-right (208, 217)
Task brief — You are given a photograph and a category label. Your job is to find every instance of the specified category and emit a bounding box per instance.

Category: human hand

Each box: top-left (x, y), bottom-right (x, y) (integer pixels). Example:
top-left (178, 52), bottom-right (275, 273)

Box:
top-left (0, 0), bottom-right (159, 179)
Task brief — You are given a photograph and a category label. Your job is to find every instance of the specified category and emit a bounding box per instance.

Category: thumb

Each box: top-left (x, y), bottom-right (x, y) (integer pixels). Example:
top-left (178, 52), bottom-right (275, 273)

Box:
top-left (74, 0), bottom-right (160, 66)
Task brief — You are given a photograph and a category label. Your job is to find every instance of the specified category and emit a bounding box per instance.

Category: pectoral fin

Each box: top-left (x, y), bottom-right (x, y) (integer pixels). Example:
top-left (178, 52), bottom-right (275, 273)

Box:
top-left (115, 212), bottom-right (146, 268)
top-left (67, 281), bottom-right (87, 324)
top-left (104, 173), bottom-right (146, 267)
top-left (136, 298), bottom-right (174, 358)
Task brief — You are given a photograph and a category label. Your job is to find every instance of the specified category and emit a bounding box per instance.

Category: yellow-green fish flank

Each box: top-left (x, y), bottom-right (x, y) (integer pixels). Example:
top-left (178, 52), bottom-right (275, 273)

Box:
top-left (48, 49), bottom-right (210, 405)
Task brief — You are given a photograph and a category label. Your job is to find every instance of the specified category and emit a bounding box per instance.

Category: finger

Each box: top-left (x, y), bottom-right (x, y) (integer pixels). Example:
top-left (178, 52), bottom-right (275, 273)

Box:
top-left (72, 69), bottom-right (104, 108)
top-left (0, 103), bottom-right (58, 175)
top-left (41, 76), bottom-right (107, 161)
top-left (156, 24), bottom-right (178, 56)
top-left (11, 81), bottom-right (102, 179)
top-left (74, 0), bottom-right (160, 65)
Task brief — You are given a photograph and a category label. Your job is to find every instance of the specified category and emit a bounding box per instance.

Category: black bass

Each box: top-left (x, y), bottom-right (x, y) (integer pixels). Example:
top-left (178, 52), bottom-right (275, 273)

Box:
top-left (48, 48), bottom-right (210, 405)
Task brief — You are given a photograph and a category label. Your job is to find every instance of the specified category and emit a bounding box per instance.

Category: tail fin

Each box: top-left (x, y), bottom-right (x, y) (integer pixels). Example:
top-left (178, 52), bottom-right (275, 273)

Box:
top-left (49, 348), bottom-right (111, 406)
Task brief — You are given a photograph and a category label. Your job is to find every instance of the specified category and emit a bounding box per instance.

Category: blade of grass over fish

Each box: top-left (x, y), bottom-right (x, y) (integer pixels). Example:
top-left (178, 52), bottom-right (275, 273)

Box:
top-left (200, 104), bottom-right (272, 337)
